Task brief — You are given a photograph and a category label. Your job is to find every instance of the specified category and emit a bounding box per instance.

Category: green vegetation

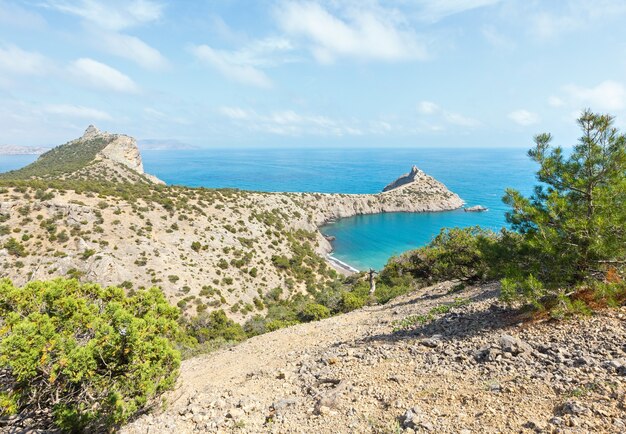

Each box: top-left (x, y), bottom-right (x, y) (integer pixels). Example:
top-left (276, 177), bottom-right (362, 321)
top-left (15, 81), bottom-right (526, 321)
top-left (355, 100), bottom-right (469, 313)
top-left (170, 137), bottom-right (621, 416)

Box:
top-left (3, 238), bottom-right (27, 257)
top-left (0, 279), bottom-right (182, 431)
top-left (392, 298), bottom-right (470, 331)
top-left (0, 137), bottom-right (110, 180)
top-left (378, 111), bottom-right (626, 316)
top-left (501, 110), bottom-right (626, 308)
top-left (298, 303), bottom-right (331, 322)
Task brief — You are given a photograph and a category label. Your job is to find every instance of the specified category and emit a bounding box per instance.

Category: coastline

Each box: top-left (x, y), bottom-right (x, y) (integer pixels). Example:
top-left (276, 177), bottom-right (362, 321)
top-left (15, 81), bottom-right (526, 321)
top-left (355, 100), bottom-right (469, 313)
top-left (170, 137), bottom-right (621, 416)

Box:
top-left (326, 254), bottom-right (360, 275)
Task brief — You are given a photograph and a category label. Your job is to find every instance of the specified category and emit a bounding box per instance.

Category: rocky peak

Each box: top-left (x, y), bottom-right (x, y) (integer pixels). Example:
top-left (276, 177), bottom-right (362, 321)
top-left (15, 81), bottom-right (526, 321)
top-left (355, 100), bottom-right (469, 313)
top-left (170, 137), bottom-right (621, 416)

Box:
top-left (82, 125), bottom-right (101, 139)
top-left (382, 165), bottom-right (425, 192)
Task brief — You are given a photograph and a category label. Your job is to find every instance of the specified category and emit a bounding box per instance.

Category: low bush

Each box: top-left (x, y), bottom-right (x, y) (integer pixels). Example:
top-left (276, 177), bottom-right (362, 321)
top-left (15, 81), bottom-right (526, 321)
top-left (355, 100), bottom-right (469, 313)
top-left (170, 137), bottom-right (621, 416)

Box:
top-left (0, 279), bottom-right (182, 432)
top-left (298, 303), bottom-right (330, 322)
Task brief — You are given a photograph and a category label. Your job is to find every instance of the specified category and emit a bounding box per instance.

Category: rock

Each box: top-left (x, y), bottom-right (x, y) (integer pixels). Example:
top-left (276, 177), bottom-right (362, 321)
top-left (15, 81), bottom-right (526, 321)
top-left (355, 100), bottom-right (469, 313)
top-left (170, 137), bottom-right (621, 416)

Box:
top-left (464, 205), bottom-right (488, 212)
top-left (420, 421), bottom-right (434, 431)
top-left (272, 398), bottom-right (297, 412)
top-left (383, 165), bottom-right (424, 192)
top-left (524, 419), bottom-right (546, 431)
top-left (82, 124), bottom-right (100, 139)
top-left (562, 400), bottom-right (589, 416)
top-left (549, 416), bottom-right (563, 426)
top-left (402, 406), bottom-right (423, 429)
top-left (317, 405), bottom-right (332, 416)
top-left (474, 346), bottom-right (502, 362)
top-left (499, 334), bottom-right (532, 355)
top-left (226, 408), bottom-right (245, 420)
top-left (421, 335), bottom-right (443, 348)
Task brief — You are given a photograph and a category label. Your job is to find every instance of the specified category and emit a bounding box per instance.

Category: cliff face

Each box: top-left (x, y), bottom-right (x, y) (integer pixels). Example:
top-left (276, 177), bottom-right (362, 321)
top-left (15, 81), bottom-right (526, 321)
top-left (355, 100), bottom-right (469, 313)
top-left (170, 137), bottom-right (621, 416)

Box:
top-left (87, 125), bottom-right (165, 185)
top-left (382, 165), bottom-right (423, 192)
top-left (300, 166), bottom-right (464, 225)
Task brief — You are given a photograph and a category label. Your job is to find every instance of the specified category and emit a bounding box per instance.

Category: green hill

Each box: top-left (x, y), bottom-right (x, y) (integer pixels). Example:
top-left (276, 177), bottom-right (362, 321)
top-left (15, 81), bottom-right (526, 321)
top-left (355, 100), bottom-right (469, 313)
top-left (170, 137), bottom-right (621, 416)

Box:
top-left (0, 135), bottom-right (110, 180)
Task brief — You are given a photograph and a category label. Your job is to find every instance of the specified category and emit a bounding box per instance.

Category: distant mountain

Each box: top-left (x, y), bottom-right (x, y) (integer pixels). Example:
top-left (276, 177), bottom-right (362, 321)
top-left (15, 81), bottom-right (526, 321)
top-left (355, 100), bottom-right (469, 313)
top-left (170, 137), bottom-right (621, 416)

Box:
top-left (0, 144), bottom-right (51, 155)
top-left (138, 139), bottom-right (198, 151)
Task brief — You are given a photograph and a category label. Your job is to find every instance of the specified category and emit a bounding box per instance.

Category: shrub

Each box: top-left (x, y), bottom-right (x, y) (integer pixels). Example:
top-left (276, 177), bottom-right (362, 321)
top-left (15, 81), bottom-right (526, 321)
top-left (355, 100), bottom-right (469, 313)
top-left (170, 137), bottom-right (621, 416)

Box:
top-left (298, 303), bottom-right (330, 322)
top-left (187, 310), bottom-right (246, 344)
top-left (0, 279), bottom-right (182, 431)
top-left (3, 237), bottom-right (27, 257)
top-left (340, 291), bottom-right (366, 312)
top-left (384, 227), bottom-right (500, 285)
top-left (374, 283), bottom-right (411, 304)
top-left (81, 249), bottom-right (96, 260)
top-left (502, 110), bottom-right (626, 306)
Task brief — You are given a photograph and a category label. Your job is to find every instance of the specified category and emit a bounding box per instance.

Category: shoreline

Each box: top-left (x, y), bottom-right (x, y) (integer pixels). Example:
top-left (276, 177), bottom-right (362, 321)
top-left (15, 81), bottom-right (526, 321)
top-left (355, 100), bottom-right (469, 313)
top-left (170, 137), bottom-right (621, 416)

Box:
top-left (326, 254), bottom-right (360, 276)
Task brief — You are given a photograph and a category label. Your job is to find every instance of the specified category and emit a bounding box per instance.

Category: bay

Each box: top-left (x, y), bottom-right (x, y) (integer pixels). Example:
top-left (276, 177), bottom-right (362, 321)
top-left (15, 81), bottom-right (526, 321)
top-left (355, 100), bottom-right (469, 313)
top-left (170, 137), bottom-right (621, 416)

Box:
top-left (1, 147), bottom-right (537, 270)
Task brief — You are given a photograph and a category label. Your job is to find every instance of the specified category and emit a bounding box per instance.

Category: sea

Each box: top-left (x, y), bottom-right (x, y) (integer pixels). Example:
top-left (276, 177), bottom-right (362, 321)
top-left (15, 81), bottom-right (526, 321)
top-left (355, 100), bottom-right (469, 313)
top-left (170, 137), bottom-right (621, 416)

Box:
top-left (0, 148), bottom-right (537, 270)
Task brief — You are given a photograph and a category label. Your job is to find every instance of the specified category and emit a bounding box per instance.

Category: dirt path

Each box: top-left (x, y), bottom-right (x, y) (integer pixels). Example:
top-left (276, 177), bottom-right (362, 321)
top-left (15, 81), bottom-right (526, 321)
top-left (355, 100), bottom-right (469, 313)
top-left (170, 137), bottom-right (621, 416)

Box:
top-left (124, 283), bottom-right (626, 433)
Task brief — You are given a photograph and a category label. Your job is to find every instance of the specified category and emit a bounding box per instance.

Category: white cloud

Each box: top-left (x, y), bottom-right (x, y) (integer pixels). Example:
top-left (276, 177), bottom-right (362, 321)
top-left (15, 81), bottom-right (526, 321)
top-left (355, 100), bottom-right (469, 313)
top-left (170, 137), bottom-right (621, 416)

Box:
top-left (219, 107), bottom-right (251, 120)
top-left (43, 104), bottom-right (113, 120)
top-left (563, 81), bottom-right (625, 111)
top-left (143, 108), bottom-right (190, 125)
top-left (275, 1), bottom-right (427, 63)
top-left (416, 0), bottom-right (502, 22)
top-left (508, 109), bottom-right (540, 126)
top-left (43, 1), bottom-right (168, 70)
top-left (0, 44), bottom-right (49, 75)
top-left (0, 2), bottom-right (47, 29)
top-left (548, 96), bottom-right (565, 107)
top-left (217, 106), bottom-right (364, 136)
top-left (69, 58), bottom-right (139, 93)
top-left (530, 12), bottom-right (580, 40)
top-left (418, 101), bottom-right (480, 127)
top-left (98, 32), bottom-right (168, 70)
top-left (527, 1), bottom-right (626, 40)
top-left (417, 101), bottom-right (438, 114)
top-left (481, 25), bottom-right (514, 49)
top-left (190, 44), bottom-right (273, 88)
top-left (42, 0), bottom-right (163, 30)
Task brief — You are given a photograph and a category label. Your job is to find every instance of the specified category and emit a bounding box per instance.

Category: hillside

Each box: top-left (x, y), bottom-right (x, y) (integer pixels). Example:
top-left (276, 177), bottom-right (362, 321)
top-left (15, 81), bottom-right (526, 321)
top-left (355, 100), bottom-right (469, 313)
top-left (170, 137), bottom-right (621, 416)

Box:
top-left (122, 282), bottom-right (626, 433)
top-left (0, 126), bottom-right (163, 185)
top-left (0, 127), bottom-right (462, 321)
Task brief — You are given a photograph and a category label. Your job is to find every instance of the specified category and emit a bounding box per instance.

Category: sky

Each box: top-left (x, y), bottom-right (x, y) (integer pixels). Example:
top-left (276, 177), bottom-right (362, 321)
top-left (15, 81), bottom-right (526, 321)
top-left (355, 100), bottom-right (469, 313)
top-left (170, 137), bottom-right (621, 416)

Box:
top-left (1, 0), bottom-right (626, 148)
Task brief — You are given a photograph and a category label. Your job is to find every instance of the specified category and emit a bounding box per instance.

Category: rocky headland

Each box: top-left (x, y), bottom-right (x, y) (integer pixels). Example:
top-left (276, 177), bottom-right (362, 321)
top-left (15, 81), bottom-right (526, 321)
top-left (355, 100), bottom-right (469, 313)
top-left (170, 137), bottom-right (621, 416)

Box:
top-left (0, 127), bottom-right (462, 320)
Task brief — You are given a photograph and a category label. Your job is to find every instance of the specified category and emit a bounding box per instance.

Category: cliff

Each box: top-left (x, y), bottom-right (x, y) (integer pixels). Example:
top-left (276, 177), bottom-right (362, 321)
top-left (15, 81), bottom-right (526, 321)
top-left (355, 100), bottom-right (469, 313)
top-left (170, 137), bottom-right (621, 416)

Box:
top-left (299, 166), bottom-right (463, 226)
top-left (382, 165), bottom-right (422, 192)
top-left (0, 125), bottom-right (163, 184)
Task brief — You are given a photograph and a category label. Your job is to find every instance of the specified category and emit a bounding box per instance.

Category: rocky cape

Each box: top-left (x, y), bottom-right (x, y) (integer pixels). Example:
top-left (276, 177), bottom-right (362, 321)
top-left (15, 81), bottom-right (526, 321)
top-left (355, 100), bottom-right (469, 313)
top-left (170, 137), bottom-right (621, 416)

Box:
top-left (0, 125), bottom-right (164, 185)
top-left (69, 125), bottom-right (165, 185)
top-left (0, 127), bottom-right (462, 320)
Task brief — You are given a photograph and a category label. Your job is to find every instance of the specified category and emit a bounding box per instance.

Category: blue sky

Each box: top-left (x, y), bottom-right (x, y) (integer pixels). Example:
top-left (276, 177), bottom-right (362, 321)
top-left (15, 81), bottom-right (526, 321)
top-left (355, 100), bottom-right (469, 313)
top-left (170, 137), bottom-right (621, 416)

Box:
top-left (1, 0), bottom-right (626, 148)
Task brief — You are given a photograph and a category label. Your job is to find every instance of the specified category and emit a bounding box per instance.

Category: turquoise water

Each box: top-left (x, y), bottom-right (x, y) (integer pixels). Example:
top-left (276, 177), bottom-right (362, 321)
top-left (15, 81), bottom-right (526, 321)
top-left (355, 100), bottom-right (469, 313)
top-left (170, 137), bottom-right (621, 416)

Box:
top-left (0, 155), bottom-right (38, 173)
top-left (0, 148), bottom-right (537, 270)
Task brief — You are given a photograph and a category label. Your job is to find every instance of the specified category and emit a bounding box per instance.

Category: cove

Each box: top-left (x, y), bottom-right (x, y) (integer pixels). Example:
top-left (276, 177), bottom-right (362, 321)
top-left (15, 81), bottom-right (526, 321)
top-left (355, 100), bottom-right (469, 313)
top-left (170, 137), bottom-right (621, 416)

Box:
top-left (2, 147), bottom-right (538, 270)
top-left (321, 207), bottom-right (507, 272)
